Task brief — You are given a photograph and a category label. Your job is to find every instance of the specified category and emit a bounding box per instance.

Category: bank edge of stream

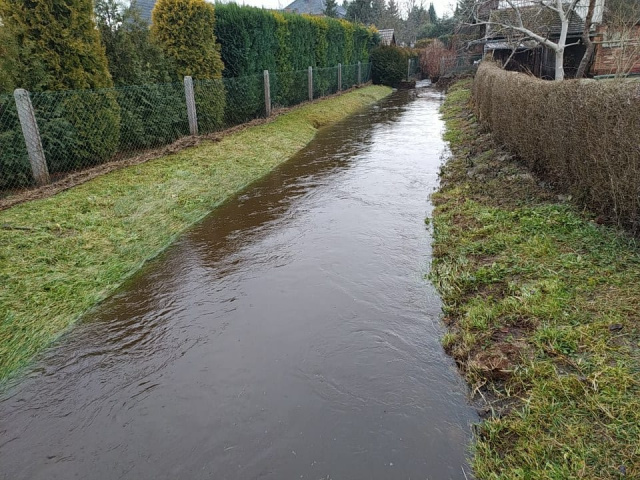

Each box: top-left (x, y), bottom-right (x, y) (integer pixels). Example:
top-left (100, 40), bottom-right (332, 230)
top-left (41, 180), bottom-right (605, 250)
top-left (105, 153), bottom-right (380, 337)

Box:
top-left (433, 79), bottom-right (640, 479)
top-left (0, 85), bottom-right (392, 385)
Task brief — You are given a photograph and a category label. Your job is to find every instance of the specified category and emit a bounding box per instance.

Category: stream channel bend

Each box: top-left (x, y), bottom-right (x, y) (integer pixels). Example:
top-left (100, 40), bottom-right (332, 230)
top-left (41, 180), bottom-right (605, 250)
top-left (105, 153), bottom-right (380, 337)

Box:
top-left (1, 84), bottom-right (478, 480)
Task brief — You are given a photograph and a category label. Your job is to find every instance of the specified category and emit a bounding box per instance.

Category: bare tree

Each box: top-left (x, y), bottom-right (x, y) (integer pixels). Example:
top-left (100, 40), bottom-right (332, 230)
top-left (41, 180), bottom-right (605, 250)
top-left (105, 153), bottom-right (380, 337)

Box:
top-left (576, 0), bottom-right (597, 78)
top-left (471, 0), bottom-right (589, 80)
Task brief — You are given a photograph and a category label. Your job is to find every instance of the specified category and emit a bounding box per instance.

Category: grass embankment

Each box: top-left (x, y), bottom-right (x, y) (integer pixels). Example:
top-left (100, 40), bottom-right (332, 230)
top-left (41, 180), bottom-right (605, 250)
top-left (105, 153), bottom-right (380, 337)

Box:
top-left (433, 79), bottom-right (640, 479)
top-left (0, 85), bottom-right (391, 383)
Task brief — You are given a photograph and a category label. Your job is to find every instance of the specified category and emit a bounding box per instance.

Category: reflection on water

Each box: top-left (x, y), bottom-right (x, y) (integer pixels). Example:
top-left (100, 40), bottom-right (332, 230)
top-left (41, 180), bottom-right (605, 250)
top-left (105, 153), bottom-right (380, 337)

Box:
top-left (0, 84), bottom-right (477, 480)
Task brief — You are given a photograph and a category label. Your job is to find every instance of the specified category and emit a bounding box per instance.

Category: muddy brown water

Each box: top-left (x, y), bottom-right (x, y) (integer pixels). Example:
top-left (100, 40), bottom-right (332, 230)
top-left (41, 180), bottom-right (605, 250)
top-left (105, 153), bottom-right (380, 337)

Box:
top-left (0, 84), bottom-right (478, 479)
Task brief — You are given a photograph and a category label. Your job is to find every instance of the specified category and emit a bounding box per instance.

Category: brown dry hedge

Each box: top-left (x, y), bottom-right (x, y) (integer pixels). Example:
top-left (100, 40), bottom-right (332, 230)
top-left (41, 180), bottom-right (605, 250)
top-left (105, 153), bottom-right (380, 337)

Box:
top-left (473, 62), bottom-right (640, 231)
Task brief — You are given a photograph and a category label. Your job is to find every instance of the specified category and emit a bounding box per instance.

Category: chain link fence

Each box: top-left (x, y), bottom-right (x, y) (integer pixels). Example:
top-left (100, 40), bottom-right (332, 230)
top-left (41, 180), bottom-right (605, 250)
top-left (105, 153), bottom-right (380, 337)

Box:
top-left (0, 62), bottom-right (371, 197)
top-left (440, 55), bottom-right (483, 77)
top-left (408, 58), bottom-right (420, 80)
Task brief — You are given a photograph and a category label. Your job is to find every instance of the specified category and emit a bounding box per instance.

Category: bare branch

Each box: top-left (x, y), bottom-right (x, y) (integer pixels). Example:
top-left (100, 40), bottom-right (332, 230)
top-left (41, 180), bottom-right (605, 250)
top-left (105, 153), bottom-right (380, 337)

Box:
top-left (538, 1), bottom-right (560, 14)
top-left (478, 18), bottom-right (561, 50)
top-left (566, 0), bottom-right (581, 15)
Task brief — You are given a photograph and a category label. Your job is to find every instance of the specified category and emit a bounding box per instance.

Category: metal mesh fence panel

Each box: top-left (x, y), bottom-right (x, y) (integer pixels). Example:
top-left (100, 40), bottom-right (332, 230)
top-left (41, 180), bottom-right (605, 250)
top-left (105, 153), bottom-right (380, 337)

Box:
top-left (222, 74), bottom-right (265, 128)
top-left (440, 55), bottom-right (482, 77)
top-left (313, 66), bottom-right (339, 99)
top-left (29, 88), bottom-right (121, 175)
top-left (1, 64), bottom-right (374, 197)
top-left (408, 58), bottom-right (420, 79)
top-left (0, 94), bottom-right (31, 192)
top-left (115, 82), bottom-right (189, 150)
top-left (271, 69), bottom-right (309, 109)
top-left (341, 64), bottom-right (359, 90)
top-left (362, 62), bottom-right (372, 83)
top-left (192, 78), bottom-right (226, 135)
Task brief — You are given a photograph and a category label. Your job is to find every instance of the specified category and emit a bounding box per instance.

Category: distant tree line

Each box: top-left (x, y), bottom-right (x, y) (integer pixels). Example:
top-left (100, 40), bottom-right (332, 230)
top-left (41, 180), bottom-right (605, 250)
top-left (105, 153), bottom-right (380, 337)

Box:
top-left (339, 0), bottom-right (469, 47)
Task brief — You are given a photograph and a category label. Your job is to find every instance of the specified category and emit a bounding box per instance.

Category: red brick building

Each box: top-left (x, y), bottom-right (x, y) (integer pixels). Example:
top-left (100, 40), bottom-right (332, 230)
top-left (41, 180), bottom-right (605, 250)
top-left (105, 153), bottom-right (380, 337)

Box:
top-left (591, 23), bottom-right (640, 76)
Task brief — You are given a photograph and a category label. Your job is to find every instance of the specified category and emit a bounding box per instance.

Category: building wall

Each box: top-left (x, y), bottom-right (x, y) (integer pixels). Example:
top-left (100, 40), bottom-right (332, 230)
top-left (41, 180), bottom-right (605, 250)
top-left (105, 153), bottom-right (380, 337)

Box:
top-left (592, 24), bottom-right (640, 76)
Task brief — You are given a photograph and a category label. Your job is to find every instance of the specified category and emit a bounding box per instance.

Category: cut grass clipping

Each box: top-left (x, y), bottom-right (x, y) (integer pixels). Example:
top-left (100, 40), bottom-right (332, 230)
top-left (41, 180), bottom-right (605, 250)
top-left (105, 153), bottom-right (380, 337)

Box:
top-left (0, 85), bottom-right (391, 383)
top-left (433, 79), bottom-right (640, 479)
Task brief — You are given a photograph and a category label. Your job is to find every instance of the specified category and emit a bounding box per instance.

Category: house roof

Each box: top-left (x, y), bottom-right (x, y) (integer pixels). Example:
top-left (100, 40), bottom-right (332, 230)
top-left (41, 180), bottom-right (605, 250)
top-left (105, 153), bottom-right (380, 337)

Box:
top-left (283, 0), bottom-right (347, 18)
top-left (378, 29), bottom-right (396, 45)
top-left (134, 0), bottom-right (156, 22)
top-left (487, 4), bottom-right (585, 39)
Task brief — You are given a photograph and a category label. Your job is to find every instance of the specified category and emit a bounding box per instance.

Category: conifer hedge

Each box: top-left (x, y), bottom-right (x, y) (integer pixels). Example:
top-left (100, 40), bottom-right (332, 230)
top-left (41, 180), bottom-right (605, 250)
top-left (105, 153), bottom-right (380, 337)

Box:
top-left (152, 0), bottom-right (225, 133)
top-left (214, 5), bottom-right (377, 108)
top-left (0, 0), bottom-right (120, 182)
top-left (215, 5), bottom-right (376, 76)
top-left (0, 2), bottom-right (378, 190)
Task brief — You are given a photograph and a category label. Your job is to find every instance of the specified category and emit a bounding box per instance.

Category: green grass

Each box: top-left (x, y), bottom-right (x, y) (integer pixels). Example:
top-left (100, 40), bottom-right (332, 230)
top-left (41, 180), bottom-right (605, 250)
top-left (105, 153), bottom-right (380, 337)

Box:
top-left (433, 79), bottom-right (640, 479)
top-left (0, 85), bottom-right (391, 384)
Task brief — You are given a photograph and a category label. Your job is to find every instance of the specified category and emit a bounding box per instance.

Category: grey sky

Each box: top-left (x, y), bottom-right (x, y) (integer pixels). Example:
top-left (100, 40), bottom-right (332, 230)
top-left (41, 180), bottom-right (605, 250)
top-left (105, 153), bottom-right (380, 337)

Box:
top-left (216, 0), bottom-right (457, 18)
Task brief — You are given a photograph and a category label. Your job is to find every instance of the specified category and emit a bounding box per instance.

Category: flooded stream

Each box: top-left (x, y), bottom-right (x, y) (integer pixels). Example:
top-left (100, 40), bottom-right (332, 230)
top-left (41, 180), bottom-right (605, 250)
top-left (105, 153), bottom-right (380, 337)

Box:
top-left (1, 84), bottom-right (477, 479)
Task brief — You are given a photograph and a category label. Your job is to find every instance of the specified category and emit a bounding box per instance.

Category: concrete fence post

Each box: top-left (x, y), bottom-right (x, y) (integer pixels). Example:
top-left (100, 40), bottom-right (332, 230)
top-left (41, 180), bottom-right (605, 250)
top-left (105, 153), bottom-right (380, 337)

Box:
top-left (338, 63), bottom-right (342, 92)
top-left (183, 76), bottom-right (198, 136)
top-left (263, 70), bottom-right (271, 117)
top-left (358, 61), bottom-right (362, 85)
top-left (13, 88), bottom-right (50, 186)
top-left (408, 58), bottom-right (411, 81)
top-left (308, 66), bottom-right (313, 102)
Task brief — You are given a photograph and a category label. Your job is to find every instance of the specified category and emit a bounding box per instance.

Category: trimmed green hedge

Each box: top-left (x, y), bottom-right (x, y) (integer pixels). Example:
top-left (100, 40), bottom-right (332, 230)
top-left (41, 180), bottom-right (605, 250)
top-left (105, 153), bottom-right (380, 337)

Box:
top-left (214, 4), bottom-right (377, 77)
top-left (370, 46), bottom-right (408, 87)
top-left (214, 5), bottom-right (377, 109)
top-left (0, 5), bottom-right (378, 192)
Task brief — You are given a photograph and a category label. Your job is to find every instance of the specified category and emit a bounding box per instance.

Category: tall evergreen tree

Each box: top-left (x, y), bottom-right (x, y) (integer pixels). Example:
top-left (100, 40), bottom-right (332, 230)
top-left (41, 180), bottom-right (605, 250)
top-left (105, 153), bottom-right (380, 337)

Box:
top-left (151, 0), bottom-right (224, 79)
top-left (324, 0), bottom-right (339, 17)
top-left (428, 2), bottom-right (437, 23)
top-left (346, 0), bottom-right (373, 24)
top-left (370, 0), bottom-right (385, 26)
top-left (0, 0), bottom-right (113, 91)
top-left (379, 0), bottom-right (401, 35)
top-left (0, 23), bottom-right (20, 92)
top-left (0, 0), bottom-right (120, 173)
top-left (152, 0), bottom-right (225, 130)
top-left (403, 0), bottom-right (428, 45)
top-left (95, 0), bottom-right (173, 85)
top-left (387, 0), bottom-right (398, 17)
top-left (455, 0), bottom-right (477, 23)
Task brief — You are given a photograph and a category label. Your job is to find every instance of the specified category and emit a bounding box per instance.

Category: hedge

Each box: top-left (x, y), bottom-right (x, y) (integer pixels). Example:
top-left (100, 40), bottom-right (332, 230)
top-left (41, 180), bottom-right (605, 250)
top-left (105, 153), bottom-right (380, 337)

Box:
top-left (370, 46), bottom-right (409, 87)
top-left (0, 5), bottom-right (378, 191)
top-left (474, 61), bottom-right (640, 231)
top-left (0, 0), bottom-right (121, 183)
top-left (152, 0), bottom-right (225, 132)
top-left (214, 4), bottom-right (377, 77)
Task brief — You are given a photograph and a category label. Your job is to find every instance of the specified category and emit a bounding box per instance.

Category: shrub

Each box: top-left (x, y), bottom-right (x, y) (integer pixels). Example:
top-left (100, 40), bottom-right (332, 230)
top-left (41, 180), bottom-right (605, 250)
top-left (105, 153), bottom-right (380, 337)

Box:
top-left (152, 0), bottom-right (225, 131)
top-left (151, 0), bottom-right (224, 80)
top-left (474, 61), bottom-right (640, 231)
top-left (214, 5), bottom-right (375, 77)
top-left (419, 39), bottom-right (455, 82)
top-left (370, 46), bottom-right (407, 87)
top-left (214, 5), bottom-right (375, 109)
top-left (0, 0), bottom-right (120, 180)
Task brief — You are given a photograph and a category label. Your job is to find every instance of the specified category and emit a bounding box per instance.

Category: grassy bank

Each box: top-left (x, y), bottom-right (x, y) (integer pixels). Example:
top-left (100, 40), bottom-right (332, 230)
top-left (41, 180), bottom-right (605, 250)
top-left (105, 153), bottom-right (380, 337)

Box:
top-left (433, 80), bottom-right (640, 479)
top-left (0, 85), bottom-right (391, 383)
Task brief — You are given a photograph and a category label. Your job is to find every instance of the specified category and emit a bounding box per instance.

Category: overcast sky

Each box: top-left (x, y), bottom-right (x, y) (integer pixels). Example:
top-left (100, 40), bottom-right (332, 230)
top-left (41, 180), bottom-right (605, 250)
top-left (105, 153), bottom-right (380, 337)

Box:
top-left (216, 0), bottom-right (457, 18)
